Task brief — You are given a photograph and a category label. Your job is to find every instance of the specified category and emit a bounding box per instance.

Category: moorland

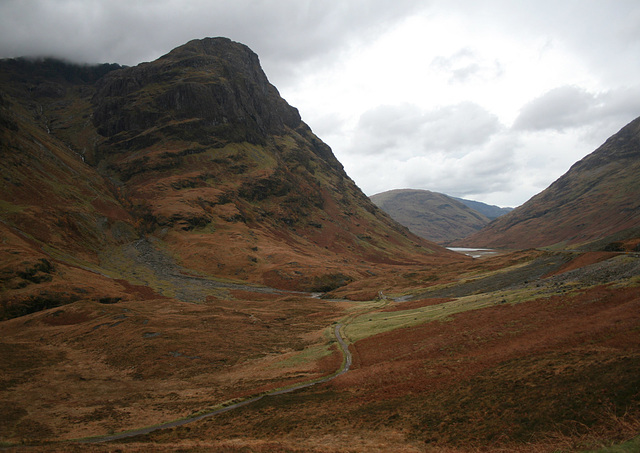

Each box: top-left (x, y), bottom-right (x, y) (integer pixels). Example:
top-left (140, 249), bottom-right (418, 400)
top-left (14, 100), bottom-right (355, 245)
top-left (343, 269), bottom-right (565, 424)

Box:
top-left (1, 38), bottom-right (639, 452)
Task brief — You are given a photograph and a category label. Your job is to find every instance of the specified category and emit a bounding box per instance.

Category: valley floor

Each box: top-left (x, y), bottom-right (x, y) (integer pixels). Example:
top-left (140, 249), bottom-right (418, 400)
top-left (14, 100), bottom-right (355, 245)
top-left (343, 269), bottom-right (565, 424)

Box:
top-left (1, 248), bottom-right (639, 452)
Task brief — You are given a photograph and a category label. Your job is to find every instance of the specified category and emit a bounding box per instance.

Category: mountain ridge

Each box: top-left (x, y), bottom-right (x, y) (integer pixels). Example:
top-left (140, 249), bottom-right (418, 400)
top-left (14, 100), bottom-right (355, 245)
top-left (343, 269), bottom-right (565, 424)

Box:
top-left (459, 115), bottom-right (640, 250)
top-left (1, 37), bottom-right (639, 452)
top-left (451, 196), bottom-right (513, 220)
top-left (370, 188), bottom-right (500, 243)
top-left (0, 37), bottom-right (461, 319)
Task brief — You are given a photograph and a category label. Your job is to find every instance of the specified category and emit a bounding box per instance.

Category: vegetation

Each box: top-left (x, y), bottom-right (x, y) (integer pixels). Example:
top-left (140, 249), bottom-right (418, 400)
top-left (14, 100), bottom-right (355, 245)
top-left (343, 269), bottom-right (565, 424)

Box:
top-left (1, 38), bottom-right (639, 452)
top-left (370, 188), bottom-right (491, 243)
top-left (586, 436), bottom-right (640, 453)
top-left (463, 116), bottom-right (640, 250)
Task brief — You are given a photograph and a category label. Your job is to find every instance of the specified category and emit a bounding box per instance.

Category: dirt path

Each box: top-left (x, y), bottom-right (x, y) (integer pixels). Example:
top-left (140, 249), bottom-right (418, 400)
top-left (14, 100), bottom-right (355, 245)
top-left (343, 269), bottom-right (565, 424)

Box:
top-left (80, 323), bottom-right (351, 444)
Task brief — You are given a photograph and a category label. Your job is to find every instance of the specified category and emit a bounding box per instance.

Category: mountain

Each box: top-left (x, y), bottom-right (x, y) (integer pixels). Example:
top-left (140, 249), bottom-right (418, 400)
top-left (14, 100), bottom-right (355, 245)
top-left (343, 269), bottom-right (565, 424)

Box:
top-left (451, 196), bottom-right (513, 220)
top-left (370, 189), bottom-right (490, 243)
top-left (4, 39), bottom-right (638, 452)
top-left (0, 38), bottom-right (460, 319)
top-left (460, 116), bottom-right (640, 250)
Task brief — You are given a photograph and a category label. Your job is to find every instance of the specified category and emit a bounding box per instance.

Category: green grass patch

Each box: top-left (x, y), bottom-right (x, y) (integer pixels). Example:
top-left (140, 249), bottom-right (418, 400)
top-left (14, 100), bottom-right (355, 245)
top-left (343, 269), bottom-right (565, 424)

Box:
top-left (268, 343), bottom-right (333, 370)
top-left (344, 282), bottom-right (578, 342)
top-left (42, 244), bottom-right (105, 272)
top-left (345, 293), bottom-right (503, 342)
top-left (0, 200), bottom-right (26, 214)
top-left (584, 436), bottom-right (640, 452)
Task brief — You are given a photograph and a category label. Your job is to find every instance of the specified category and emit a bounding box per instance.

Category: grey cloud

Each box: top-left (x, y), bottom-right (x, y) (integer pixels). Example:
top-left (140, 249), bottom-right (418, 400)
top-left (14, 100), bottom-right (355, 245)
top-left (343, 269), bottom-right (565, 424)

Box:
top-left (351, 102), bottom-right (501, 157)
top-left (341, 102), bottom-right (515, 204)
top-left (358, 104), bottom-right (424, 137)
top-left (598, 87), bottom-right (640, 120)
top-left (402, 135), bottom-right (517, 197)
top-left (421, 103), bottom-right (501, 152)
top-left (439, 0), bottom-right (640, 87)
top-left (431, 48), bottom-right (503, 84)
top-left (0, 0), bottom-right (424, 73)
top-left (514, 85), bottom-right (640, 132)
top-left (513, 86), bottom-right (595, 131)
top-left (347, 129), bottom-right (524, 206)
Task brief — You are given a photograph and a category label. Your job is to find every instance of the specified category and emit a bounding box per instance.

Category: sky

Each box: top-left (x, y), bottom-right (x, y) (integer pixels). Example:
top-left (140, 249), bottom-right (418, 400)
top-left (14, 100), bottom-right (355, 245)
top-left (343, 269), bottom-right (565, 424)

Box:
top-left (2, 1), bottom-right (640, 207)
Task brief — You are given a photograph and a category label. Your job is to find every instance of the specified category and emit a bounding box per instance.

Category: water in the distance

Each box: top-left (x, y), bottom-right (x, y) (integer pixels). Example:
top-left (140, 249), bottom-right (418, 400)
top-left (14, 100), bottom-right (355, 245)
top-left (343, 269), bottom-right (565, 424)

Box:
top-left (447, 247), bottom-right (498, 258)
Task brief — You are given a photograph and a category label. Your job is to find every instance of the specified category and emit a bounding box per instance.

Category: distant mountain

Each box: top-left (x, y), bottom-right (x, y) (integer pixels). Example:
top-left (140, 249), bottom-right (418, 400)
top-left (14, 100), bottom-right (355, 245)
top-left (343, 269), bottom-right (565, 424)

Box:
top-left (460, 116), bottom-right (640, 250)
top-left (370, 189), bottom-right (490, 243)
top-left (0, 38), bottom-right (460, 318)
top-left (452, 197), bottom-right (513, 220)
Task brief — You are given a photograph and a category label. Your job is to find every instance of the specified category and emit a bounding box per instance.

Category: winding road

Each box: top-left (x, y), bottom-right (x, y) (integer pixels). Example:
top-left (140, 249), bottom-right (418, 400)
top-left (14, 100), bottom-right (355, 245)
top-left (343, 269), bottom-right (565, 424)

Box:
top-left (81, 323), bottom-right (352, 443)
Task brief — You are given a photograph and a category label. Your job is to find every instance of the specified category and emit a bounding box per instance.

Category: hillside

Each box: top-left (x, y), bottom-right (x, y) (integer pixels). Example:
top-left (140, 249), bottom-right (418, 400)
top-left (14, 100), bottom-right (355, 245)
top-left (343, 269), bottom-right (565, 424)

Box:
top-left (451, 196), bottom-right (513, 219)
top-left (0, 38), bottom-right (460, 320)
top-left (460, 116), bottom-right (640, 250)
top-left (370, 189), bottom-right (490, 243)
top-left (1, 38), bottom-right (639, 453)
top-left (87, 38), bottom-right (459, 288)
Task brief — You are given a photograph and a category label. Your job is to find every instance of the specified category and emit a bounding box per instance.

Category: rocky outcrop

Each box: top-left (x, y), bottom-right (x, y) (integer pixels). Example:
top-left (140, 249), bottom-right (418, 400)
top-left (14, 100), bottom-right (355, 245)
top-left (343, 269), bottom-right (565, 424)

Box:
top-left (92, 38), bottom-right (301, 146)
top-left (1, 37), bottom-right (458, 299)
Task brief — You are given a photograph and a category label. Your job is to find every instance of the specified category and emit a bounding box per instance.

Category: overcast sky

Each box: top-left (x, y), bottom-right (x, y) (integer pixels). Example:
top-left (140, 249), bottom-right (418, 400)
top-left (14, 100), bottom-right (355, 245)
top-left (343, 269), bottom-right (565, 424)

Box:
top-left (2, 0), bottom-right (640, 207)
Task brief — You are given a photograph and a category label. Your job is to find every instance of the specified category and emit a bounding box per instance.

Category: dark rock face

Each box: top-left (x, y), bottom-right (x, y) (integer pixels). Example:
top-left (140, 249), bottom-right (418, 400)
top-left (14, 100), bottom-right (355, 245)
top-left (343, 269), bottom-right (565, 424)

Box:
top-left (1, 36), bottom-right (453, 299)
top-left (92, 37), bottom-right (301, 146)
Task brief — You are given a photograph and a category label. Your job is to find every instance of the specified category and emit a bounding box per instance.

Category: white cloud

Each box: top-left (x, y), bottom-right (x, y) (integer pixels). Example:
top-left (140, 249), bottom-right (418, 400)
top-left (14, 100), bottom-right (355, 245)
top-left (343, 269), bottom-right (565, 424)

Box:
top-left (349, 102), bottom-right (501, 158)
top-left (514, 85), bottom-right (640, 136)
top-left (1, 0), bottom-right (640, 207)
top-left (431, 48), bottom-right (504, 84)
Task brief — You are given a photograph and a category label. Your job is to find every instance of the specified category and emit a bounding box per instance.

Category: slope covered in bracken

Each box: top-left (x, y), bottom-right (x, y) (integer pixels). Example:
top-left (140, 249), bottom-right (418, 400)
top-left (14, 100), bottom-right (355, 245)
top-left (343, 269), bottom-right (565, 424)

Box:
top-left (0, 38), bottom-right (461, 320)
top-left (460, 116), bottom-right (640, 250)
top-left (0, 59), bottom-right (140, 319)
top-left (27, 249), bottom-right (635, 453)
top-left (2, 38), bottom-right (639, 453)
top-left (0, 37), bottom-right (455, 447)
top-left (0, 38), bottom-right (464, 448)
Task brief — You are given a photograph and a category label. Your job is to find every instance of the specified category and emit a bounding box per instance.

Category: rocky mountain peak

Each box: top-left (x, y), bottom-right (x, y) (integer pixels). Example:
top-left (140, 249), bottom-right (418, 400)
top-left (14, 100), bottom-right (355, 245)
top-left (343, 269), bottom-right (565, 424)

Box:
top-left (0, 36), bottom-right (458, 302)
top-left (92, 37), bottom-right (301, 148)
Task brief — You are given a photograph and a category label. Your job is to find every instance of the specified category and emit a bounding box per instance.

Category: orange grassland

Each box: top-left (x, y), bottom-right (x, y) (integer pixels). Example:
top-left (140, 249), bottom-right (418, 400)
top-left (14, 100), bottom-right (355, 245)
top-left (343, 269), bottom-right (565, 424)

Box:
top-left (1, 250), bottom-right (639, 452)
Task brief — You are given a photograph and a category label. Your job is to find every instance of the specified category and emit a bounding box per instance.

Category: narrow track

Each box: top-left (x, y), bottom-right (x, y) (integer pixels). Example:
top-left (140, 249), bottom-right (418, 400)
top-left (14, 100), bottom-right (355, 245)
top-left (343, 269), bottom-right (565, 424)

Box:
top-left (80, 323), bottom-right (351, 444)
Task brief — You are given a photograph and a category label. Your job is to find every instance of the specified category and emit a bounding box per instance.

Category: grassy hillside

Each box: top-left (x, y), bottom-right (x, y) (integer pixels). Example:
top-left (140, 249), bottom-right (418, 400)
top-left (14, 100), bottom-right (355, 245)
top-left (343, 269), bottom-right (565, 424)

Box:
top-left (2, 39), bottom-right (639, 453)
top-left (460, 116), bottom-right (640, 250)
top-left (371, 189), bottom-right (490, 243)
top-left (0, 40), bottom-right (460, 315)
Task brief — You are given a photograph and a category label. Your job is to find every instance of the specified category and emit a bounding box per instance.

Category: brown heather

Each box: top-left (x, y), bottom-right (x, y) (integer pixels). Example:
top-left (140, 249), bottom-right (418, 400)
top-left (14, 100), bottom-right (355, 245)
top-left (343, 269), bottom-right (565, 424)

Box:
top-left (1, 38), bottom-right (639, 452)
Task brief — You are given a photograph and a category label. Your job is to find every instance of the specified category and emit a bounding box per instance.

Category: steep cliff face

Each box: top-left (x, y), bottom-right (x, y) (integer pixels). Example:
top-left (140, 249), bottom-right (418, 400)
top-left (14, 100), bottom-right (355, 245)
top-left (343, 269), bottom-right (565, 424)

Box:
top-left (92, 38), bottom-right (302, 149)
top-left (460, 116), bottom-right (640, 250)
top-left (0, 37), bottom-right (459, 315)
top-left (87, 38), bottom-right (456, 288)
